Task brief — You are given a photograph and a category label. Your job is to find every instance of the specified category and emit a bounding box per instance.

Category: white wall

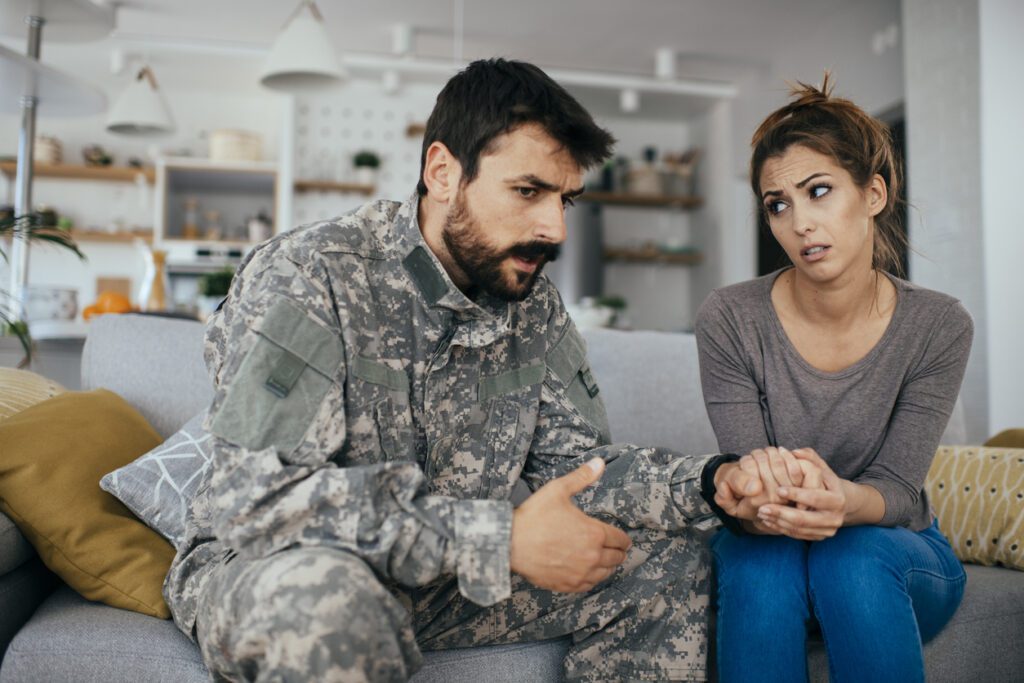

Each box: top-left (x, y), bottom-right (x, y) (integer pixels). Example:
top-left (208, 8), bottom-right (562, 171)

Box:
top-left (903, 0), bottom-right (1024, 441)
top-left (980, 0), bottom-right (1024, 436)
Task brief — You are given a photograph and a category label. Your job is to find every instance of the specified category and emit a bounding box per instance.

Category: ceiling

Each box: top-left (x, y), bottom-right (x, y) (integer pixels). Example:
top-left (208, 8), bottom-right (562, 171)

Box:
top-left (101, 0), bottom-right (853, 77)
top-left (0, 0), bottom-right (903, 122)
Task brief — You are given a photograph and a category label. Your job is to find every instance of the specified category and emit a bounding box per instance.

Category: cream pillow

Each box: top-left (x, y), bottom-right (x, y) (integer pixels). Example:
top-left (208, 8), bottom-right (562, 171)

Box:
top-left (926, 446), bottom-right (1024, 570)
top-left (0, 367), bottom-right (65, 422)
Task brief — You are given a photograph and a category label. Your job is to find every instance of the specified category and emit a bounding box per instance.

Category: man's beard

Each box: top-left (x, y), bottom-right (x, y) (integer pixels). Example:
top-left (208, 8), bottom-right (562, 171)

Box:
top-left (441, 191), bottom-right (561, 302)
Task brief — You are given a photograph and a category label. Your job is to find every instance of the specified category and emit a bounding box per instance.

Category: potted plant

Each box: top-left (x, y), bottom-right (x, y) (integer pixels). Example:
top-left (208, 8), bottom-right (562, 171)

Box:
top-left (352, 150), bottom-right (380, 186)
top-left (1, 212), bottom-right (85, 366)
top-left (195, 266), bottom-right (235, 322)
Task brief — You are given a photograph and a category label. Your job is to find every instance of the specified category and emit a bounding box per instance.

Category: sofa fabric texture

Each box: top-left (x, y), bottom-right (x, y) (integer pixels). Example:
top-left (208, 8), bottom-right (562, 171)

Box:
top-left (1, 314), bottom-right (1021, 682)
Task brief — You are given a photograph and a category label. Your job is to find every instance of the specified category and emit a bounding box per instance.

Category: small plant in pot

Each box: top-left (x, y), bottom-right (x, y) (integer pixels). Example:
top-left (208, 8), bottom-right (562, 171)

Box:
top-left (195, 267), bottom-right (235, 322)
top-left (353, 150), bottom-right (380, 186)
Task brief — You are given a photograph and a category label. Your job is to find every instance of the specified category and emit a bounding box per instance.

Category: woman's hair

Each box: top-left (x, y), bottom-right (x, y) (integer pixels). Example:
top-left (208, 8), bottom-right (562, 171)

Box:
top-left (750, 73), bottom-right (906, 276)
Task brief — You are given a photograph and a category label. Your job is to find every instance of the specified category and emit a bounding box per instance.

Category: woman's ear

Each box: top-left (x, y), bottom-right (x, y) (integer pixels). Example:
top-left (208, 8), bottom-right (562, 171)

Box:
top-left (867, 173), bottom-right (888, 218)
top-left (422, 141), bottom-right (462, 203)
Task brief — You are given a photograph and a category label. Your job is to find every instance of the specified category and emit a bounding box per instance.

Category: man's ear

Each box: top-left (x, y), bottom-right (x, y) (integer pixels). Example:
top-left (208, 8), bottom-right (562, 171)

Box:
top-left (867, 173), bottom-right (888, 218)
top-left (422, 141), bottom-right (462, 203)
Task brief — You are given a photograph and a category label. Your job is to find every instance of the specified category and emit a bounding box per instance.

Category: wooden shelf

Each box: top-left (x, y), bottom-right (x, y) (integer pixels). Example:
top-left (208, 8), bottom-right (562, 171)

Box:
top-left (581, 191), bottom-right (703, 209)
top-left (33, 228), bottom-right (152, 244)
top-left (603, 246), bottom-right (703, 266)
top-left (293, 179), bottom-right (375, 195)
top-left (405, 123), bottom-right (426, 137)
top-left (0, 161), bottom-right (155, 183)
top-left (70, 229), bottom-right (152, 244)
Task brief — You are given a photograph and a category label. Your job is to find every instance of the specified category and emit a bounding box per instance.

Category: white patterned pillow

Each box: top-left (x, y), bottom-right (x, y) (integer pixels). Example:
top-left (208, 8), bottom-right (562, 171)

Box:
top-left (100, 411), bottom-right (212, 548)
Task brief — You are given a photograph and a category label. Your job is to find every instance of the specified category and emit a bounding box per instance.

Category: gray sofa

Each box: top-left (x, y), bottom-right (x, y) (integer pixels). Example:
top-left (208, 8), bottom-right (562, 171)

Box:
top-left (1, 313), bottom-right (1022, 682)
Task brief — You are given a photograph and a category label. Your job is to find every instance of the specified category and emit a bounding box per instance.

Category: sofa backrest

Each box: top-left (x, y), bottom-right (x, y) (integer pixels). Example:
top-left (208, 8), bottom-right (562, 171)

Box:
top-left (582, 328), bottom-right (720, 454)
top-left (81, 314), bottom-right (212, 439)
top-left (80, 315), bottom-right (965, 449)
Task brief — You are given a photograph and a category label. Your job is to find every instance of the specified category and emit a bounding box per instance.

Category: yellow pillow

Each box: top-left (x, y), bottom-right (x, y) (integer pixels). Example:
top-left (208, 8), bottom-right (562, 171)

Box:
top-left (0, 389), bottom-right (174, 618)
top-left (0, 367), bottom-right (65, 422)
top-left (926, 446), bottom-right (1024, 570)
top-left (985, 429), bottom-right (1024, 449)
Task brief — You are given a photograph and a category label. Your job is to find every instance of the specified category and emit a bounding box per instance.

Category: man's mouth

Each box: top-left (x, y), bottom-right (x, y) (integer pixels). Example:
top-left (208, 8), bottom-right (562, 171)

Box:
top-left (507, 242), bottom-right (561, 272)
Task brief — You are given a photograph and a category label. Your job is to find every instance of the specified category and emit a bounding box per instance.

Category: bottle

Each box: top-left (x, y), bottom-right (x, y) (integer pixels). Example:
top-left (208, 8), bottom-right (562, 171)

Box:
top-left (138, 248), bottom-right (171, 312)
top-left (183, 198), bottom-right (199, 239)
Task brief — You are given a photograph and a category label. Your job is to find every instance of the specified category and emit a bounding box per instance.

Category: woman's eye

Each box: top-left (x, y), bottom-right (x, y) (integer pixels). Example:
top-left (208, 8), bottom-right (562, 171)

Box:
top-left (562, 196), bottom-right (576, 208)
top-left (810, 184), bottom-right (831, 199)
top-left (766, 200), bottom-right (787, 216)
top-left (516, 187), bottom-right (538, 199)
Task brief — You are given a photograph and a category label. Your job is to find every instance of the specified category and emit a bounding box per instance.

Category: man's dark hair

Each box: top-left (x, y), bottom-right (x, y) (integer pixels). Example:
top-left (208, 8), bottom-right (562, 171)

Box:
top-left (416, 58), bottom-right (615, 196)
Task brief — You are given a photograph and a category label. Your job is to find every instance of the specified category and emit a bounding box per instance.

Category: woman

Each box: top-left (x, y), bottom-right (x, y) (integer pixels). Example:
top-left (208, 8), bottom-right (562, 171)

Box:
top-left (696, 75), bottom-right (972, 683)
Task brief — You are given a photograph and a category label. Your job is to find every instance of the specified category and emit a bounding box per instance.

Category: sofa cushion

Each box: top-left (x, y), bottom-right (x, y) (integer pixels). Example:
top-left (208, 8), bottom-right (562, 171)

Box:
top-left (100, 411), bottom-right (212, 548)
top-left (0, 586), bottom-right (570, 683)
top-left (0, 389), bottom-right (175, 618)
top-left (0, 367), bottom-right (64, 422)
top-left (926, 446), bottom-right (1024, 569)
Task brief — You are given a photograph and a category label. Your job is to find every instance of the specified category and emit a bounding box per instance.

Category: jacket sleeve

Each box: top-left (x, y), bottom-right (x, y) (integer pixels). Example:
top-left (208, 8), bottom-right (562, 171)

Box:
top-left (521, 302), bottom-right (721, 532)
top-left (202, 244), bottom-right (512, 606)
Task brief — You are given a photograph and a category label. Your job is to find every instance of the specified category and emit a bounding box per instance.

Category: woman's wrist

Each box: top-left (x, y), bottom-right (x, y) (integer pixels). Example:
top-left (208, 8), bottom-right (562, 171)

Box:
top-left (839, 479), bottom-right (885, 525)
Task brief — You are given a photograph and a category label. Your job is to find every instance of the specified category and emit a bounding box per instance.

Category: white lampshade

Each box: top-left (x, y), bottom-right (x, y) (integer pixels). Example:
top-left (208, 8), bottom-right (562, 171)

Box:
top-left (106, 66), bottom-right (174, 135)
top-left (260, 1), bottom-right (346, 92)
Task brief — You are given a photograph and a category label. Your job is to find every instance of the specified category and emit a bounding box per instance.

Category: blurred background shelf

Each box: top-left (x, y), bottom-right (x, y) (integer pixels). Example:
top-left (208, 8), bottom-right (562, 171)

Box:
top-left (0, 161), bottom-right (155, 184)
top-left (293, 179), bottom-right (375, 194)
top-left (603, 246), bottom-right (703, 266)
top-left (581, 191), bottom-right (703, 209)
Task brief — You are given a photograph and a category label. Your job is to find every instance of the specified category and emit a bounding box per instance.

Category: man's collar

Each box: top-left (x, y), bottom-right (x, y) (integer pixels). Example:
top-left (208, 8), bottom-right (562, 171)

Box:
top-left (395, 193), bottom-right (512, 333)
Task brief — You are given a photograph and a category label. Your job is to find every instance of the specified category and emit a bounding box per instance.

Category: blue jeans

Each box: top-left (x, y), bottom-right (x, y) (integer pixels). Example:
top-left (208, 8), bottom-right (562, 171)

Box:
top-left (710, 521), bottom-right (965, 683)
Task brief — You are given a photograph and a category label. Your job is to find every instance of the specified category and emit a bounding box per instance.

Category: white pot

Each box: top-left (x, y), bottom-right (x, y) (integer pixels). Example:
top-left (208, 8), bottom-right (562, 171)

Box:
top-left (354, 166), bottom-right (377, 186)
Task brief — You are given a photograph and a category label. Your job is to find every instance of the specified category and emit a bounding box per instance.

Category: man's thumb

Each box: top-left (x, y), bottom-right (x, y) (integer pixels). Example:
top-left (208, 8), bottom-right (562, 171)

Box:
top-left (561, 457), bottom-right (604, 495)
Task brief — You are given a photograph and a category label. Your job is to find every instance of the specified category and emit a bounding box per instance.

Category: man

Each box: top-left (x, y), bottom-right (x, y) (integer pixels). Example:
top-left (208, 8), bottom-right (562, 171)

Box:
top-left (165, 58), bottom-right (755, 682)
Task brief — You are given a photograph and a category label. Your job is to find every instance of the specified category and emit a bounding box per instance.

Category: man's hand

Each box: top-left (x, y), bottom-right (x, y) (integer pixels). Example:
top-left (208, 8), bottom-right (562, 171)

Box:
top-left (511, 458), bottom-right (632, 593)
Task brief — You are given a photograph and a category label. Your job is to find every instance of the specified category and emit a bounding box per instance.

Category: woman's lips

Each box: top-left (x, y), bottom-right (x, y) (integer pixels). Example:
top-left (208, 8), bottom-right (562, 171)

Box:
top-left (801, 245), bottom-right (830, 262)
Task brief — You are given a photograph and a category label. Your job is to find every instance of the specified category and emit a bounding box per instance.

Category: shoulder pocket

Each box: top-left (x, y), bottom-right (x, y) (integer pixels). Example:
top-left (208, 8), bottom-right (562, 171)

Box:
top-left (210, 298), bottom-right (344, 455)
top-left (545, 325), bottom-right (611, 443)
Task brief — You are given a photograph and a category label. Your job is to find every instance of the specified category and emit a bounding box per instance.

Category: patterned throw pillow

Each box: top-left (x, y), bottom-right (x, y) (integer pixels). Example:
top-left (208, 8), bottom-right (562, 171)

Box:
top-left (0, 367), bottom-right (65, 422)
top-left (100, 411), bottom-right (212, 548)
top-left (925, 446), bottom-right (1024, 570)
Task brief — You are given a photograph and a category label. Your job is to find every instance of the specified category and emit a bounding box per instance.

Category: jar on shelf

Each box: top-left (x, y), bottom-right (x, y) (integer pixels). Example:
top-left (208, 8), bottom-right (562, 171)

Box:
top-left (204, 209), bottom-right (223, 241)
top-left (182, 198), bottom-right (200, 239)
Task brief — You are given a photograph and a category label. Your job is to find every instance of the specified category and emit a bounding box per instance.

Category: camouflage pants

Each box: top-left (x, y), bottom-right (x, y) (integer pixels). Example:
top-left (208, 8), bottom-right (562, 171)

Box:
top-left (194, 527), bottom-right (711, 682)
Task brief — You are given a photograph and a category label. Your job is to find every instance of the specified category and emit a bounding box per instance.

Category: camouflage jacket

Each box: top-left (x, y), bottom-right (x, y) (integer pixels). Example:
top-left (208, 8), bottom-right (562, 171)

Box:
top-left (165, 195), bottom-right (720, 638)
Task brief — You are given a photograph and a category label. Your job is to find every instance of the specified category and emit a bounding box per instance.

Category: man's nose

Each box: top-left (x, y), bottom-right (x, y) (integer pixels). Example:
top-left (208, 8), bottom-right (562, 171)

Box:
top-left (534, 197), bottom-right (568, 244)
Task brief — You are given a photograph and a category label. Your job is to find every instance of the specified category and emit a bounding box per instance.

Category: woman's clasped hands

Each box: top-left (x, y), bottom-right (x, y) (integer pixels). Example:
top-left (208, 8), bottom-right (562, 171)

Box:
top-left (713, 447), bottom-right (848, 541)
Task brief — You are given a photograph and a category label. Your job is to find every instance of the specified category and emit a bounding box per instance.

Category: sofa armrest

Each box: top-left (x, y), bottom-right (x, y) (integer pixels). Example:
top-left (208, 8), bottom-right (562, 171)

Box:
top-left (0, 511), bottom-right (35, 577)
top-left (0, 558), bottom-right (58, 662)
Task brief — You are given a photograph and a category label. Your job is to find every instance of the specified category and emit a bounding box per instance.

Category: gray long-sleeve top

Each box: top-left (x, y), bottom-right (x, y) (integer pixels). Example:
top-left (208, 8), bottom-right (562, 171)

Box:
top-left (695, 269), bottom-right (973, 531)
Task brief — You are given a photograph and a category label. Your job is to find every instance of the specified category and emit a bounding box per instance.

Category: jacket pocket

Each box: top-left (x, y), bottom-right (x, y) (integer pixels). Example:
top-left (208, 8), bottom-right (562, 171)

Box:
top-left (209, 298), bottom-right (344, 457)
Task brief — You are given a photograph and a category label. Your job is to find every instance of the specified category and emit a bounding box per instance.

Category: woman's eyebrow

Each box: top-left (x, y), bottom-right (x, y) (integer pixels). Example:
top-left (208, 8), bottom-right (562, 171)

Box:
top-left (761, 172), bottom-right (831, 199)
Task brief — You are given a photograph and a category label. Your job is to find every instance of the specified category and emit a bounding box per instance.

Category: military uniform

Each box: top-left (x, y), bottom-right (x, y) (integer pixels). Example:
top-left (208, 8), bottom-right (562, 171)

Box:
top-left (165, 195), bottom-right (722, 682)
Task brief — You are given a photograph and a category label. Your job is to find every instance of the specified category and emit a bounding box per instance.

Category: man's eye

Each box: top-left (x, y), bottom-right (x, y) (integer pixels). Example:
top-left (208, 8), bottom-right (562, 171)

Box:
top-left (765, 200), bottom-right (787, 216)
top-left (810, 184), bottom-right (831, 199)
top-left (516, 187), bottom-right (538, 199)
